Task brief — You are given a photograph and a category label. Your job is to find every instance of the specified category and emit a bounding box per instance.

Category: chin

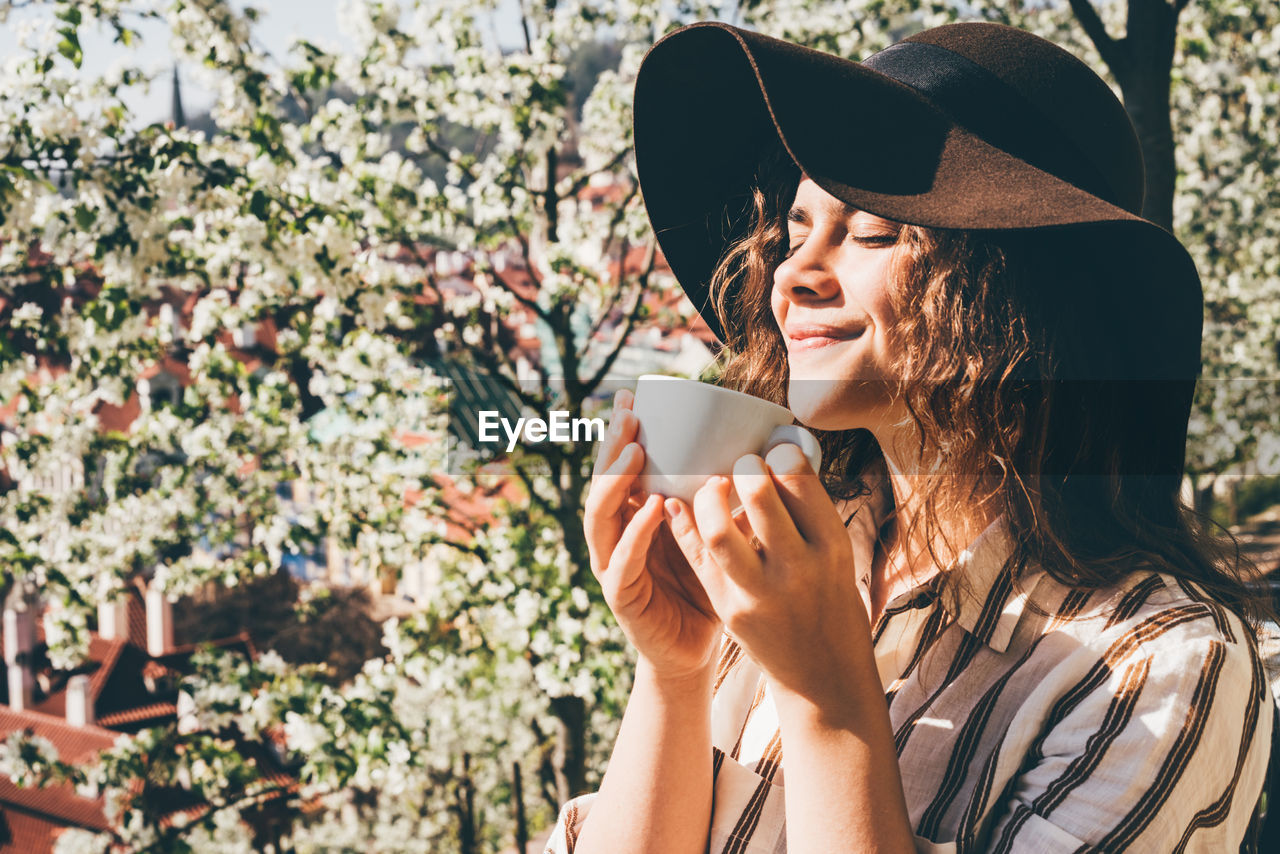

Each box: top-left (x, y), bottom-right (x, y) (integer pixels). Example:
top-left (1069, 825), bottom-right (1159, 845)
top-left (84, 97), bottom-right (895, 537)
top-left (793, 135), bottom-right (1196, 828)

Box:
top-left (786, 376), bottom-right (896, 433)
top-left (786, 377), bottom-right (861, 431)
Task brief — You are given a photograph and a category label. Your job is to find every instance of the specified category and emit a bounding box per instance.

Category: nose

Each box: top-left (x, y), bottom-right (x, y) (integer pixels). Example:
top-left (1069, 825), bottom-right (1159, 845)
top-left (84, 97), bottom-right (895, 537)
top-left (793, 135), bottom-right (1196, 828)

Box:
top-left (773, 239), bottom-right (841, 306)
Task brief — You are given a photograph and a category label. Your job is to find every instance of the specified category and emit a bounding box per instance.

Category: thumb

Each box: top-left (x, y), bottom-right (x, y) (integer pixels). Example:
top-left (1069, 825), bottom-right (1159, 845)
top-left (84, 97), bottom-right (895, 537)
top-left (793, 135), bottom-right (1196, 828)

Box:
top-left (600, 494), bottom-right (664, 602)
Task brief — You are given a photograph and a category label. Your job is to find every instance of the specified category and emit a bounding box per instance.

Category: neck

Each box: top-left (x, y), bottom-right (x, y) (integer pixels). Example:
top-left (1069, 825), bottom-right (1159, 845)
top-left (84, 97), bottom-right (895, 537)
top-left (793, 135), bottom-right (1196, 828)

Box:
top-left (874, 427), bottom-right (1003, 596)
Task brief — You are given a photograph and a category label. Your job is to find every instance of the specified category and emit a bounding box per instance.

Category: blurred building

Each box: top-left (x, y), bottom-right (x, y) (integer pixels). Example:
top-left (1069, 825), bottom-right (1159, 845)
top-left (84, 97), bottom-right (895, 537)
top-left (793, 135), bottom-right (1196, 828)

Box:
top-left (0, 581), bottom-right (291, 852)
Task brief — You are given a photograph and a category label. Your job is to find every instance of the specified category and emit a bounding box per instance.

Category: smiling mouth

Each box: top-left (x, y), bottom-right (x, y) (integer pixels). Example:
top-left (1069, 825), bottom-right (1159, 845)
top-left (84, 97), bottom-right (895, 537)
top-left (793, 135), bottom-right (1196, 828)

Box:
top-left (786, 327), bottom-right (865, 352)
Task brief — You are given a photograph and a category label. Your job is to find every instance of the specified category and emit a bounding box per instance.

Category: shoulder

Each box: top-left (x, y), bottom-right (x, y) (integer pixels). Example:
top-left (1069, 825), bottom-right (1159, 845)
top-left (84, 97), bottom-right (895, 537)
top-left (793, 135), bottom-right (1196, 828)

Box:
top-left (983, 571), bottom-right (1275, 852)
top-left (1015, 570), bottom-right (1274, 849)
top-left (1027, 570), bottom-right (1272, 766)
top-left (1042, 569), bottom-right (1261, 662)
top-left (1018, 569), bottom-right (1271, 742)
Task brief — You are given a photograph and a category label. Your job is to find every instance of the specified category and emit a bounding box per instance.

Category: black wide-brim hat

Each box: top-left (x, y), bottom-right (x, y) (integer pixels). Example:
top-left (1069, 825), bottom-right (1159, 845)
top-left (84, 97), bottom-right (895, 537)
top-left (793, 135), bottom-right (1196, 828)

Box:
top-left (632, 21), bottom-right (1204, 482)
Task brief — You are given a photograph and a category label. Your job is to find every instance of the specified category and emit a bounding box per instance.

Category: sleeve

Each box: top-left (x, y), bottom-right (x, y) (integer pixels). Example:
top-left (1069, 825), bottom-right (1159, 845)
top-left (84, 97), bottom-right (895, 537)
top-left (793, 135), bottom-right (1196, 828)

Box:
top-left (542, 754), bottom-right (789, 854)
top-left (543, 793), bottom-right (596, 854)
top-left (987, 629), bottom-right (1274, 854)
top-left (705, 745), bottom-right (788, 853)
top-left (543, 640), bottom-right (788, 853)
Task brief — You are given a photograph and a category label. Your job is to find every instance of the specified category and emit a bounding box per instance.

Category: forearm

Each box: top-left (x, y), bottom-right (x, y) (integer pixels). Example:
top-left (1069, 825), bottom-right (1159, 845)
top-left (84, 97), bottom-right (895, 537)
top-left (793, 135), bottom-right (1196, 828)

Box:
top-left (573, 656), bottom-right (715, 854)
top-left (772, 645), bottom-right (917, 854)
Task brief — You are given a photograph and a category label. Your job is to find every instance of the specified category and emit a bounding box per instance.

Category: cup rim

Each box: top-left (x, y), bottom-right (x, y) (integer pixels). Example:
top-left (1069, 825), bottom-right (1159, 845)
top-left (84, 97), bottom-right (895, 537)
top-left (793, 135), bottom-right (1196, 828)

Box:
top-left (634, 374), bottom-right (795, 421)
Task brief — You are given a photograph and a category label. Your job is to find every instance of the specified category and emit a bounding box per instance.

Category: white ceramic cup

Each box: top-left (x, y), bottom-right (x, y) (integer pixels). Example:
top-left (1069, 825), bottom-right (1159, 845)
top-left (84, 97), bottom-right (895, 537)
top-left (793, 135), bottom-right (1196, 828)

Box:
top-left (630, 375), bottom-right (822, 505)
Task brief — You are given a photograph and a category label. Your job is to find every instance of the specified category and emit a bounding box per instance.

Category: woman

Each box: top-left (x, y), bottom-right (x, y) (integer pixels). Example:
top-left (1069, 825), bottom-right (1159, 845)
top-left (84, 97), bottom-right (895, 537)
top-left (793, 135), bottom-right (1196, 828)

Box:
top-left (549, 20), bottom-right (1274, 853)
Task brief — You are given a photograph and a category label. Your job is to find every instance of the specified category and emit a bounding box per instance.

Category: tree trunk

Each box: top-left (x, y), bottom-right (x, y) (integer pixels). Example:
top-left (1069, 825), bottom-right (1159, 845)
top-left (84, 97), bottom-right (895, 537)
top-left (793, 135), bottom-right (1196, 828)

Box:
top-left (549, 694), bottom-right (587, 803)
top-left (1116, 0), bottom-right (1180, 230)
top-left (457, 753), bottom-right (477, 854)
top-left (514, 761), bottom-right (529, 853)
top-left (1069, 0), bottom-right (1186, 231)
top-left (557, 457), bottom-right (593, 588)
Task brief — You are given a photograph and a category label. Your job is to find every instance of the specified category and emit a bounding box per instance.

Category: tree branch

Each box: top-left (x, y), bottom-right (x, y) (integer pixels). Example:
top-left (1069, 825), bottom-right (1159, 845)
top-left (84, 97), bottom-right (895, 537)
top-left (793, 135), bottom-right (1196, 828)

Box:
top-left (464, 339), bottom-right (547, 414)
top-left (584, 241), bottom-right (656, 392)
top-left (555, 147), bottom-right (630, 202)
top-left (422, 135), bottom-right (478, 183)
top-left (1068, 0), bottom-right (1126, 72)
top-left (510, 457), bottom-right (558, 518)
top-left (578, 184), bottom-right (642, 347)
top-left (517, 0), bottom-right (534, 55)
top-left (486, 263), bottom-right (553, 323)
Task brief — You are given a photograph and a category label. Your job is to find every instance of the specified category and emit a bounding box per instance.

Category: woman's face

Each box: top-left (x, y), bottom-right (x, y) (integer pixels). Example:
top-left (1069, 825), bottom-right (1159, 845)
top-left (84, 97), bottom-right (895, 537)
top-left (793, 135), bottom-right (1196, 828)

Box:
top-left (771, 176), bottom-right (909, 434)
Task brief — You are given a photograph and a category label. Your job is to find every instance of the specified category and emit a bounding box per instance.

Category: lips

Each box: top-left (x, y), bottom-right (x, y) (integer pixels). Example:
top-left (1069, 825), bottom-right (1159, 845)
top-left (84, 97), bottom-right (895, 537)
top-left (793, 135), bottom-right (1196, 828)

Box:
top-left (785, 323), bottom-right (865, 352)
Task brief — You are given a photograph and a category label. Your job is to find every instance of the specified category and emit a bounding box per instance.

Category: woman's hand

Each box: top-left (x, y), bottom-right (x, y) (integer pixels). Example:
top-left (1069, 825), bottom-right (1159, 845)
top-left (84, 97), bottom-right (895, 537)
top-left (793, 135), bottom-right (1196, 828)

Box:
top-left (664, 444), bottom-right (918, 854)
top-left (584, 389), bottom-right (722, 681)
top-left (663, 442), bottom-right (874, 706)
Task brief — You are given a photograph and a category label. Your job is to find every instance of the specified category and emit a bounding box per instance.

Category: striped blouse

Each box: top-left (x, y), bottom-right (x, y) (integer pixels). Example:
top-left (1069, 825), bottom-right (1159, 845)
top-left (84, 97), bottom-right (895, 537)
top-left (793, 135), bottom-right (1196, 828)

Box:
top-left (546, 513), bottom-right (1274, 853)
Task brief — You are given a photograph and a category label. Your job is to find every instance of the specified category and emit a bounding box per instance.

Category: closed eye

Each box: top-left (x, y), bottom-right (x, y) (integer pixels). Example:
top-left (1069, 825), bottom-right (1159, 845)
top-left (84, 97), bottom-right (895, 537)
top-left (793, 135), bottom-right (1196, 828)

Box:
top-left (784, 234), bottom-right (896, 259)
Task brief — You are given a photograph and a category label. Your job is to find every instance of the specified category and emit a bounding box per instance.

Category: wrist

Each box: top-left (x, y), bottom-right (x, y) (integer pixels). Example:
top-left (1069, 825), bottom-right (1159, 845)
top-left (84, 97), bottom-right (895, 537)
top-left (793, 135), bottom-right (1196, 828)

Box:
top-left (768, 644), bottom-right (883, 730)
top-left (635, 654), bottom-right (716, 701)
top-left (772, 682), bottom-right (874, 731)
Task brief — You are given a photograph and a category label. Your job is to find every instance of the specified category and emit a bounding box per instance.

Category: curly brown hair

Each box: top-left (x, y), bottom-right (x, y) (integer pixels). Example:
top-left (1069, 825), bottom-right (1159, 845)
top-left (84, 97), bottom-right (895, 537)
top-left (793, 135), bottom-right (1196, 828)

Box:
top-left (704, 143), bottom-right (1267, 625)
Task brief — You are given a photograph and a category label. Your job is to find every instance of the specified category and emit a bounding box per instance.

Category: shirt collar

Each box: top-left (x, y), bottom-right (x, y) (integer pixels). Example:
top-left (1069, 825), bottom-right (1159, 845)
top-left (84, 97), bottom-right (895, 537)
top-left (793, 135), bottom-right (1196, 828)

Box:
top-left (941, 513), bottom-right (1039, 654)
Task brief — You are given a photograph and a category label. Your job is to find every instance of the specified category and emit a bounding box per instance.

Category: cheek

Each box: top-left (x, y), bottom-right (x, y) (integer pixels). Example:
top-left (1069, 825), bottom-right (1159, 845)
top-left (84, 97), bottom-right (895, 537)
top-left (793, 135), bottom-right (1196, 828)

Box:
top-left (843, 256), bottom-right (902, 329)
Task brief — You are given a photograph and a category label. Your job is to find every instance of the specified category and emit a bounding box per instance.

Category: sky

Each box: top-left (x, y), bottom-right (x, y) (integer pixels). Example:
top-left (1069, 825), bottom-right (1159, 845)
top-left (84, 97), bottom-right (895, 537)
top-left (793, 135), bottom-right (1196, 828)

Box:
top-left (0, 0), bottom-right (526, 126)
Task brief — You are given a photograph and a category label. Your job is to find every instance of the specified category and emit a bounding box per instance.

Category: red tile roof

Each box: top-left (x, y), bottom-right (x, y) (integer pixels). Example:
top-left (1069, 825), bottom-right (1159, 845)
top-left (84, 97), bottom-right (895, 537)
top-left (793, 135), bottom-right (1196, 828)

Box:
top-left (0, 708), bottom-right (118, 833)
top-left (4, 587), bottom-right (245, 729)
top-left (95, 702), bottom-right (176, 728)
top-left (0, 777), bottom-right (108, 837)
top-left (92, 391), bottom-right (141, 435)
top-left (125, 585), bottom-right (148, 649)
top-left (0, 708), bottom-right (117, 763)
top-left (140, 661), bottom-right (175, 681)
top-left (158, 630), bottom-right (255, 662)
top-left (84, 639), bottom-right (127, 714)
top-left (403, 474), bottom-right (525, 538)
top-left (0, 807), bottom-right (70, 853)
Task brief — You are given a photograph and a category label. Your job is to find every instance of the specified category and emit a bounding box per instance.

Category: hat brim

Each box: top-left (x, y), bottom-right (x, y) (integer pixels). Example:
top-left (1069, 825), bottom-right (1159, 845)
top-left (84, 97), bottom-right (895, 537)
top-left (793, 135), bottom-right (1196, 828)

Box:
top-left (632, 22), bottom-right (1202, 384)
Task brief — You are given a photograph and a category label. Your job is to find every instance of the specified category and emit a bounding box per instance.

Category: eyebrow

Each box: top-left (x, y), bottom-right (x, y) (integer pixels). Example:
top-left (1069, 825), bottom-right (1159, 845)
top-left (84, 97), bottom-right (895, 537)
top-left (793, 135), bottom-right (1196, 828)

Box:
top-left (786, 197), bottom-right (861, 225)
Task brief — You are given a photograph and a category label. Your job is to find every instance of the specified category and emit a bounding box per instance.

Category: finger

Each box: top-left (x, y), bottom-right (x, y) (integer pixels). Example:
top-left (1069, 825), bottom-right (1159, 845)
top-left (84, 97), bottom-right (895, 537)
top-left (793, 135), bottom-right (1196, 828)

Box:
top-left (591, 394), bottom-right (639, 477)
top-left (763, 442), bottom-right (843, 543)
top-left (584, 442), bottom-right (647, 562)
top-left (691, 476), bottom-right (763, 589)
top-left (731, 507), bottom-right (756, 542)
top-left (731, 453), bottom-right (804, 555)
top-left (662, 496), bottom-right (731, 605)
top-left (600, 493), bottom-right (664, 598)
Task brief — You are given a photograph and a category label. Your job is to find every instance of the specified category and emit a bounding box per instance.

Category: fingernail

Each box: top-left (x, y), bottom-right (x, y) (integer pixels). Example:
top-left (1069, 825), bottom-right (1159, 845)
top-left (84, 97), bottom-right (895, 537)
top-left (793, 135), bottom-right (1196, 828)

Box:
top-left (664, 498), bottom-right (681, 517)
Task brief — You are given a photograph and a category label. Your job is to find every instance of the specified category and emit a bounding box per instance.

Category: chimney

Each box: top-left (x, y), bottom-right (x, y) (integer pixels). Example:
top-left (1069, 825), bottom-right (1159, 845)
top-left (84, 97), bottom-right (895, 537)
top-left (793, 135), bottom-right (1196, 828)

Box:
top-left (4, 595), bottom-right (37, 711)
top-left (7, 665), bottom-right (34, 712)
top-left (97, 597), bottom-right (128, 642)
top-left (66, 674), bottom-right (93, 726)
top-left (145, 583), bottom-right (174, 657)
top-left (3, 604), bottom-right (35, 665)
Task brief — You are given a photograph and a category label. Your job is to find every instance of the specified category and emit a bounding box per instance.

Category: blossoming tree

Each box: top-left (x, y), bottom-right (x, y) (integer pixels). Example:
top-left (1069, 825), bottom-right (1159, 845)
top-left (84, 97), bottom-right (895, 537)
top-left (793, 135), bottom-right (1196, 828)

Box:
top-left (0, 1), bottom-right (1275, 851)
